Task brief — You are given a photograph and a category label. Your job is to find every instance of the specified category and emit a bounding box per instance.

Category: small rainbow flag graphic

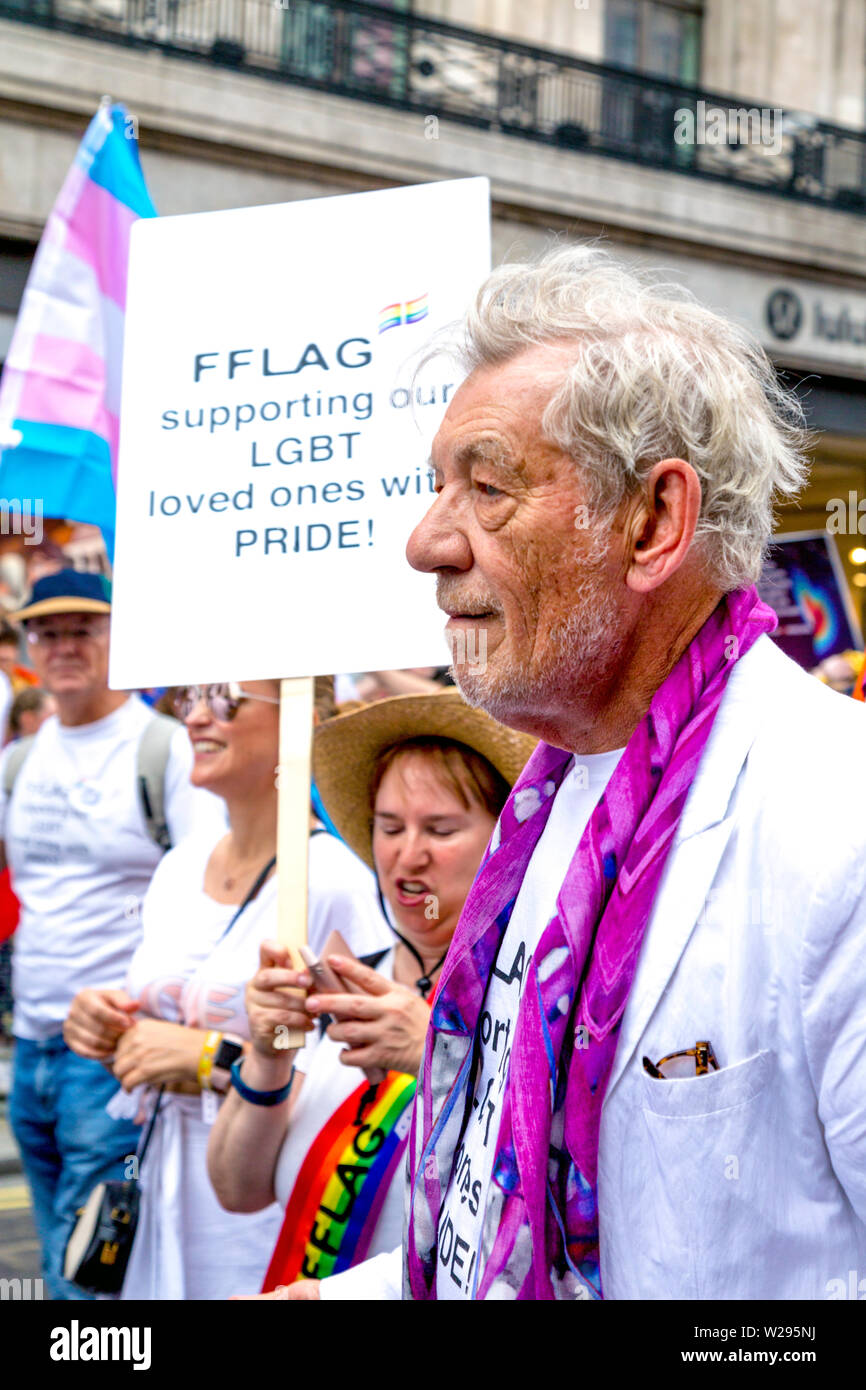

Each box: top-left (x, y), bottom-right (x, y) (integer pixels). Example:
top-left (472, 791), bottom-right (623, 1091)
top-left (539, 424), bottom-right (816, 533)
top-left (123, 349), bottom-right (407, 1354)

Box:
top-left (405, 293), bottom-right (429, 324)
top-left (378, 302), bottom-right (402, 334)
top-left (378, 293), bottom-right (429, 333)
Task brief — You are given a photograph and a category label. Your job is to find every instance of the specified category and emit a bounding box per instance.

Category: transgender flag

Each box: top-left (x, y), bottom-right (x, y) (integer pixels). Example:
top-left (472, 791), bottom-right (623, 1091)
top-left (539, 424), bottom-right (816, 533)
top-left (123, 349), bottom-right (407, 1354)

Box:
top-left (0, 102), bottom-right (156, 561)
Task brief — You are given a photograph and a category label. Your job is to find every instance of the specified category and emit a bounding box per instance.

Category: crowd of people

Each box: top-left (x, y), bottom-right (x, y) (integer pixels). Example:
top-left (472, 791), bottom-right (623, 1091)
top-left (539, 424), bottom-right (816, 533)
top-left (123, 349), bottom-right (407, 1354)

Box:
top-left (2, 243), bottom-right (866, 1302)
top-left (0, 562), bottom-right (534, 1300)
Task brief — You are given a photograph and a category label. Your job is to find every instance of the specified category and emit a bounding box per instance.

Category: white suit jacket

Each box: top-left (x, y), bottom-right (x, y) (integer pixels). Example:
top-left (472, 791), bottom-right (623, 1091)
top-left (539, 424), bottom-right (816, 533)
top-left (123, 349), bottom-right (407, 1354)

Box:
top-left (600, 633), bottom-right (866, 1299)
top-left (321, 634), bottom-right (866, 1300)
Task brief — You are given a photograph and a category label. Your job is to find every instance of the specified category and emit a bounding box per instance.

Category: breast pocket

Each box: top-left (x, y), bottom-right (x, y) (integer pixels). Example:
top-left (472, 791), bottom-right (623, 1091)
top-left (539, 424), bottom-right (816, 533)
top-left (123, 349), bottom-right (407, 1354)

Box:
top-left (640, 1048), bottom-right (772, 1118)
top-left (636, 1050), bottom-right (778, 1299)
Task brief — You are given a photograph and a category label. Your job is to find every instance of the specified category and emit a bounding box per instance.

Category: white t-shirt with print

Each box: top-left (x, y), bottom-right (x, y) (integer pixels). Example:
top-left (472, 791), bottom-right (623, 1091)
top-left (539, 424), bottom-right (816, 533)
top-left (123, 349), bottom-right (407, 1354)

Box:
top-left (124, 828), bottom-right (278, 1031)
top-left (318, 749), bottom-right (624, 1303)
top-left (0, 696), bottom-right (225, 1040)
top-left (122, 828), bottom-right (282, 1300)
top-left (434, 749), bottom-right (623, 1299)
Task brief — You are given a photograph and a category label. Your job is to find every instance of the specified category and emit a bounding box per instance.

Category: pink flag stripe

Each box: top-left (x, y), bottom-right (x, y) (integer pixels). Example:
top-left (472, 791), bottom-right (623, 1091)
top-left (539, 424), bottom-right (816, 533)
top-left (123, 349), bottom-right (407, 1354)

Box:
top-left (14, 334), bottom-right (118, 450)
top-left (61, 171), bottom-right (138, 311)
top-left (4, 250), bottom-right (125, 418)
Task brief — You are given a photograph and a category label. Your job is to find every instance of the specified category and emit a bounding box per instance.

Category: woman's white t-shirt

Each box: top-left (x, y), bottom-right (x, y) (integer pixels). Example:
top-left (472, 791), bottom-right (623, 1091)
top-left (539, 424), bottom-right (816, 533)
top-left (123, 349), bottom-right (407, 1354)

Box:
top-left (121, 831), bottom-right (283, 1301)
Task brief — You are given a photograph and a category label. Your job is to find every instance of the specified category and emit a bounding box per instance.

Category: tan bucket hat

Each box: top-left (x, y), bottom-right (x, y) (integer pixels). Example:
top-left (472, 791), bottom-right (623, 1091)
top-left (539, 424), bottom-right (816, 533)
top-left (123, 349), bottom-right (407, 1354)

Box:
top-left (314, 689), bottom-right (536, 870)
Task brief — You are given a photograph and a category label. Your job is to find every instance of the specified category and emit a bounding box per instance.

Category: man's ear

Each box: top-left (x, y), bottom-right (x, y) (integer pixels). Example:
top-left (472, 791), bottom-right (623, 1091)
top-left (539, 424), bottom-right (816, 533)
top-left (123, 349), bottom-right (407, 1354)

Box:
top-left (625, 459), bottom-right (702, 595)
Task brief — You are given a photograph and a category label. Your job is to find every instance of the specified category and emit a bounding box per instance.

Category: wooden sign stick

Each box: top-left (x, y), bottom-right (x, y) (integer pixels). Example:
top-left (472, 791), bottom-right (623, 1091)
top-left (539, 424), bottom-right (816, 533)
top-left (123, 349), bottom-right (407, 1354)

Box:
top-left (277, 674), bottom-right (315, 1049)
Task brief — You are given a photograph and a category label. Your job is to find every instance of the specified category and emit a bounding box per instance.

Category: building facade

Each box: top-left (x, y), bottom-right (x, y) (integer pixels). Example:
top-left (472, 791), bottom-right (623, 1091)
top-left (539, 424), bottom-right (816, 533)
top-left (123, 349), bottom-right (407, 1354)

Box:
top-left (0, 0), bottom-right (864, 612)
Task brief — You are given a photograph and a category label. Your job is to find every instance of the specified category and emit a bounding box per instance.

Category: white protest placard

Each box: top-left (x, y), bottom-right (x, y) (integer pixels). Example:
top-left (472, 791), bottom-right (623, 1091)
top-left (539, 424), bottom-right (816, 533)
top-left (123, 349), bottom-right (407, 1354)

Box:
top-left (109, 177), bottom-right (491, 688)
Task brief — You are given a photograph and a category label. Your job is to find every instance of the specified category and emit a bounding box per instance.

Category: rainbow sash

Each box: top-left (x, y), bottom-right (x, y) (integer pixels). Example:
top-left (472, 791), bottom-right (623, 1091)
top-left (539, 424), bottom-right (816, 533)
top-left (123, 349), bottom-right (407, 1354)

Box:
top-left (262, 1071), bottom-right (416, 1289)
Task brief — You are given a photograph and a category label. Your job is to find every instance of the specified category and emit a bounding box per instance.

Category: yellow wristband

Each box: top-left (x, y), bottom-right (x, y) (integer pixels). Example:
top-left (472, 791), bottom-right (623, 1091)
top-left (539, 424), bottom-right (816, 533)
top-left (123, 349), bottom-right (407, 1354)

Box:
top-left (197, 1030), bottom-right (223, 1091)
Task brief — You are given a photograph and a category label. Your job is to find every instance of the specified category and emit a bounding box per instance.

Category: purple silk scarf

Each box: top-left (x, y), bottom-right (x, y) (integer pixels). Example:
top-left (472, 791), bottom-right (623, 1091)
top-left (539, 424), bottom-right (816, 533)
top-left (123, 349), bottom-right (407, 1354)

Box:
top-left (405, 587), bottom-right (776, 1300)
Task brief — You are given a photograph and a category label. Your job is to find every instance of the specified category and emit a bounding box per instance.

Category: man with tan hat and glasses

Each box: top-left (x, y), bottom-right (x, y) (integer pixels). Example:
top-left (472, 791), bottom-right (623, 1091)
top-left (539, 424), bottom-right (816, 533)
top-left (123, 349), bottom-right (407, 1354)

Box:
top-left (1, 568), bottom-right (223, 1299)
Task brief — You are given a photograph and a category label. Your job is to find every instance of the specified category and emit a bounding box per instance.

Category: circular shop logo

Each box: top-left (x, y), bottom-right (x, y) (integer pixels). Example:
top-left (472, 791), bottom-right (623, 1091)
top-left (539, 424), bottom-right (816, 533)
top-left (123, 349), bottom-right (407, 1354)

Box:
top-left (765, 288), bottom-right (803, 341)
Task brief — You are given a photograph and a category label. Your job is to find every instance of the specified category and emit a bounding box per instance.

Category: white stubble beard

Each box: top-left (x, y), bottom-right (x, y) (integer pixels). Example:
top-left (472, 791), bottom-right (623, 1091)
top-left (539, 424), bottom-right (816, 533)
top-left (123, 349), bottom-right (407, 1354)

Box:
top-left (439, 532), bottom-right (626, 730)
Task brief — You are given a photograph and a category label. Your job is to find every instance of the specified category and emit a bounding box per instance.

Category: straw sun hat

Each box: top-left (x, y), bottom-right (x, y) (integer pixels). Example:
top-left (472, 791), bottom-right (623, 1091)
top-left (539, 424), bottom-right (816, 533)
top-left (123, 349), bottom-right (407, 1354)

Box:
top-left (313, 689), bottom-right (537, 870)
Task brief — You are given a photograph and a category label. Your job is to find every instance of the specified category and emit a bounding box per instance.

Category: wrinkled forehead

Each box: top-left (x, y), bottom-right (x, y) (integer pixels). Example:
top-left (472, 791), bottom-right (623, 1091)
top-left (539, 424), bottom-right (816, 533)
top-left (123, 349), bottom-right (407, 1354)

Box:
top-left (454, 343), bottom-right (576, 406)
top-left (433, 344), bottom-right (579, 453)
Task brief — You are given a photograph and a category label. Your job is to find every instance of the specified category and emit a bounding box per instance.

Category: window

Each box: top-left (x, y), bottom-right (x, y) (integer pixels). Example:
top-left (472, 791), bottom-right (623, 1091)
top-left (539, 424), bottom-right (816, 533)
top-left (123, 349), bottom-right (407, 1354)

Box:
top-left (280, 0), bottom-right (414, 95)
top-left (604, 0), bottom-right (701, 85)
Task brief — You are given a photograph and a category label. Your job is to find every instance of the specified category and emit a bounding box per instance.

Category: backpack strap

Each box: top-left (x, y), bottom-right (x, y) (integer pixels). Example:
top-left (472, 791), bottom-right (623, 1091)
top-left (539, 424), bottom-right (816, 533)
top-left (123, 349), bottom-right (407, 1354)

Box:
top-left (137, 713), bottom-right (178, 852)
top-left (2, 735), bottom-right (35, 799)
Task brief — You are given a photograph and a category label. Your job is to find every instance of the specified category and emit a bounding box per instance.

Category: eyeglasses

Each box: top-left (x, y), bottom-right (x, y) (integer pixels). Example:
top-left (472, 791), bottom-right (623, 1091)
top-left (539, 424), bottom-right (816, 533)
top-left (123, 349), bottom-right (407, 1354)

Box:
top-left (642, 1040), bottom-right (719, 1080)
top-left (26, 621), bottom-right (109, 646)
top-left (173, 683), bottom-right (280, 723)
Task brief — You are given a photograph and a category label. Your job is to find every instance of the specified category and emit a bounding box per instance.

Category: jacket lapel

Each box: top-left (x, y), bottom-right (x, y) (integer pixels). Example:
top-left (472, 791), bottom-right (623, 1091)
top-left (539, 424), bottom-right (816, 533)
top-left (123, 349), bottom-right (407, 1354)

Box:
top-left (604, 635), bottom-right (776, 1097)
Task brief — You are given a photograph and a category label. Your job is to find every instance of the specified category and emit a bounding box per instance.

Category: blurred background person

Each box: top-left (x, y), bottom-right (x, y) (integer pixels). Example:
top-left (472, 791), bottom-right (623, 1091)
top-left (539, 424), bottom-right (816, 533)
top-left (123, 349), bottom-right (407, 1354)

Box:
top-left (209, 691), bottom-right (535, 1296)
top-left (0, 619), bottom-right (38, 694)
top-left (6, 687), bottom-right (55, 741)
top-left (354, 668), bottom-right (454, 702)
top-left (2, 569), bottom-right (224, 1300)
top-left (810, 649), bottom-right (863, 696)
top-left (22, 539), bottom-right (67, 590)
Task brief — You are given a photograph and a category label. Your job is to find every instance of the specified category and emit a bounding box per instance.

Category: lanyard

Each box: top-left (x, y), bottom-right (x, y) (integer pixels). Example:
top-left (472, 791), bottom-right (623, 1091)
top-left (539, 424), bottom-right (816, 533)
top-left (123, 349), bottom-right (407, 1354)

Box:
top-left (216, 854), bottom-right (277, 942)
top-left (375, 880), bottom-right (447, 998)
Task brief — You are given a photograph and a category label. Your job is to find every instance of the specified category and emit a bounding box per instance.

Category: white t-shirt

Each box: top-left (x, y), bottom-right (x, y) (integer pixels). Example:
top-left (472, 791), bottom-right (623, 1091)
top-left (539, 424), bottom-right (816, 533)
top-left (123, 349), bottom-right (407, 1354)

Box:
top-left (125, 828), bottom-right (278, 1030)
top-left (319, 749), bottom-right (623, 1302)
top-left (308, 829), bottom-right (392, 959)
top-left (122, 829), bottom-right (283, 1300)
top-left (435, 749), bottom-right (623, 1299)
top-left (0, 697), bottom-right (225, 1040)
top-left (272, 946), bottom-right (409, 1272)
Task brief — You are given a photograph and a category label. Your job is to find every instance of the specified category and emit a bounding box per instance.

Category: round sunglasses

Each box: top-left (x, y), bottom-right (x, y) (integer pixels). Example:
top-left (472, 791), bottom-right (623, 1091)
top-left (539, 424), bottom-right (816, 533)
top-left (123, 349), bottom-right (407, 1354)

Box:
top-left (173, 682), bottom-right (280, 723)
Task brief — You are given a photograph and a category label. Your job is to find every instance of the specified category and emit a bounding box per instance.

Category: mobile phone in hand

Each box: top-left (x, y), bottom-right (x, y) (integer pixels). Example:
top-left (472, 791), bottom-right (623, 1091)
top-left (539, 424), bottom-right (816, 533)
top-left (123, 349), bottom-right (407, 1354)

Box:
top-left (299, 940), bottom-right (386, 1085)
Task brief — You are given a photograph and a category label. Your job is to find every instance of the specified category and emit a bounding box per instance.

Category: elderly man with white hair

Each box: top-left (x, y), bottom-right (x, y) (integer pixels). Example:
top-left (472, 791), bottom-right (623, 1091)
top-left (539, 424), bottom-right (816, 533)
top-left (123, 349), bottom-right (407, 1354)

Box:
top-left (278, 245), bottom-right (866, 1301)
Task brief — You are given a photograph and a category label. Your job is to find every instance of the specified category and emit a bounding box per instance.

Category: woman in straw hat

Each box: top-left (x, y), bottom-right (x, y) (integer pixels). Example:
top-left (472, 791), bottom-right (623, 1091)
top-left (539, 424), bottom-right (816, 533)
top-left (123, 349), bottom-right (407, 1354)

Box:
top-left (208, 690), bottom-right (534, 1296)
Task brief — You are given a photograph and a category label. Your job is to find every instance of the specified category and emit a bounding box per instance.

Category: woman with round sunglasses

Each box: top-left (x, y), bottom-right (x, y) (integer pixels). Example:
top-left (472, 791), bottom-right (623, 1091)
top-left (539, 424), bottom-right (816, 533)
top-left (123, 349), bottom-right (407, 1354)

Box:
top-left (63, 677), bottom-right (386, 1299)
top-left (207, 691), bottom-right (535, 1297)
